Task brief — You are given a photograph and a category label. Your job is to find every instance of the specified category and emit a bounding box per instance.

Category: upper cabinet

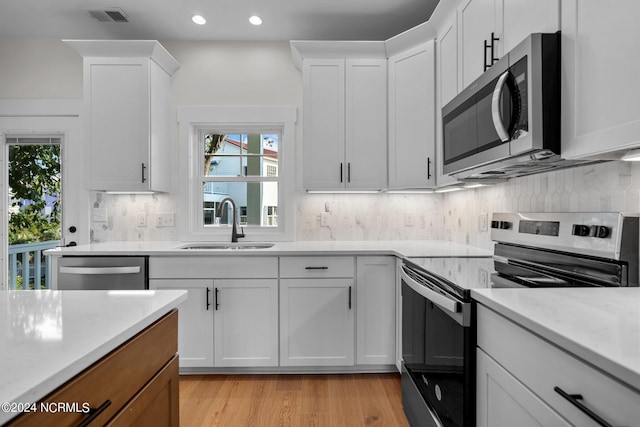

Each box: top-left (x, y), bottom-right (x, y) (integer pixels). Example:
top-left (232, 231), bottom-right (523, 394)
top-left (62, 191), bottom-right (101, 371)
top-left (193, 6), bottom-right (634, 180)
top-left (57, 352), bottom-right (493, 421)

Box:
top-left (292, 41), bottom-right (388, 191)
top-left (64, 40), bottom-right (180, 192)
top-left (561, 0), bottom-right (640, 159)
top-left (388, 41), bottom-right (436, 189)
top-left (458, 0), bottom-right (559, 89)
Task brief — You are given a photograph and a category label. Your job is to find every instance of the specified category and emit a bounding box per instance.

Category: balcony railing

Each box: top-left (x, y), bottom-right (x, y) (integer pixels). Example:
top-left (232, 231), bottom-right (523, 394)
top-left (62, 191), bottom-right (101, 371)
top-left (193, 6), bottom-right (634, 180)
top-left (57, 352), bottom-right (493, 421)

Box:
top-left (8, 240), bottom-right (60, 290)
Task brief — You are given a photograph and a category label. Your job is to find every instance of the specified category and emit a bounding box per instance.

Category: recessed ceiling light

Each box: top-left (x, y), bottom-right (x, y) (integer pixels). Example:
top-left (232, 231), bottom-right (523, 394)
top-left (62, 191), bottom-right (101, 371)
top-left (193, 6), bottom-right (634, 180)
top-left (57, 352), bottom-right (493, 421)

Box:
top-left (192, 14), bottom-right (206, 25)
top-left (249, 15), bottom-right (262, 26)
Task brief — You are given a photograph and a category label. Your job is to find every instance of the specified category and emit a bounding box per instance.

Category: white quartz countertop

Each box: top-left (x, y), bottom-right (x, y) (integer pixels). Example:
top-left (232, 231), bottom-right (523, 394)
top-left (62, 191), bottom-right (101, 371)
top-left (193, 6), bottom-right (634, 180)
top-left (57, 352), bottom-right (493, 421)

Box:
top-left (0, 289), bottom-right (187, 424)
top-left (45, 240), bottom-right (492, 258)
top-left (472, 288), bottom-right (640, 393)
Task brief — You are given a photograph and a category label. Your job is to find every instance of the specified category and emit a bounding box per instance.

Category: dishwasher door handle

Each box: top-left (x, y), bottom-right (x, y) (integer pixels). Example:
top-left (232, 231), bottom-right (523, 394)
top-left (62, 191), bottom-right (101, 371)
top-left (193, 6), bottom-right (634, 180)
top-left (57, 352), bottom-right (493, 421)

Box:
top-left (59, 266), bottom-right (141, 275)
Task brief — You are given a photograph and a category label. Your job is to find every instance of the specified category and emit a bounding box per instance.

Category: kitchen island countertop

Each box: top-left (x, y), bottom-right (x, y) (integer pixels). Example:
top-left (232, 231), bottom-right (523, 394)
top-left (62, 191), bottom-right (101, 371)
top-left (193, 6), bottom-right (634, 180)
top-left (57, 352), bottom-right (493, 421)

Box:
top-left (472, 287), bottom-right (640, 393)
top-left (0, 289), bottom-right (187, 424)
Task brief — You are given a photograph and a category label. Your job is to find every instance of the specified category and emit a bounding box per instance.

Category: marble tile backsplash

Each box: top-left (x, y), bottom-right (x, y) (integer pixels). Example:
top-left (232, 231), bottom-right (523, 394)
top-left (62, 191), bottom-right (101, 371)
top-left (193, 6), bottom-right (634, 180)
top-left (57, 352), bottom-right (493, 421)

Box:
top-left (90, 161), bottom-right (640, 248)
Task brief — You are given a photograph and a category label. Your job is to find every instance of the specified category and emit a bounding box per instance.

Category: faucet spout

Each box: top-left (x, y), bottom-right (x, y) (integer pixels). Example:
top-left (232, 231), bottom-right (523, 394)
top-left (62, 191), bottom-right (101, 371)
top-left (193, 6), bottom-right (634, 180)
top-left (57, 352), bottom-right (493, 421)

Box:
top-left (215, 197), bottom-right (246, 242)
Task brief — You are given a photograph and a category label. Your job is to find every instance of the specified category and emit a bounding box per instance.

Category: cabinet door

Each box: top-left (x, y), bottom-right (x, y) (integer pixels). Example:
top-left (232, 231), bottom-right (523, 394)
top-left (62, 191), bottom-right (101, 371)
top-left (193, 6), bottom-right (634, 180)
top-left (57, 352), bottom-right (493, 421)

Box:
top-left (345, 59), bottom-right (388, 190)
top-left (436, 14), bottom-right (461, 188)
top-left (561, 0), bottom-right (640, 159)
top-left (87, 59), bottom-right (150, 191)
top-left (388, 43), bottom-right (436, 189)
top-left (280, 278), bottom-right (355, 366)
top-left (477, 349), bottom-right (571, 427)
top-left (356, 257), bottom-right (395, 365)
top-left (149, 279), bottom-right (214, 368)
top-left (501, 0), bottom-right (559, 53)
top-left (213, 279), bottom-right (278, 367)
top-left (303, 59), bottom-right (346, 190)
top-left (459, 0), bottom-right (499, 88)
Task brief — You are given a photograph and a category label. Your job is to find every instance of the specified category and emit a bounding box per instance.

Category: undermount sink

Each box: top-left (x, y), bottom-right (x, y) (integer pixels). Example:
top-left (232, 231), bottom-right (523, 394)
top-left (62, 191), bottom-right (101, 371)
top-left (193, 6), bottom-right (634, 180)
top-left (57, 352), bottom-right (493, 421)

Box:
top-left (179, 242), bottom-right (275, 250)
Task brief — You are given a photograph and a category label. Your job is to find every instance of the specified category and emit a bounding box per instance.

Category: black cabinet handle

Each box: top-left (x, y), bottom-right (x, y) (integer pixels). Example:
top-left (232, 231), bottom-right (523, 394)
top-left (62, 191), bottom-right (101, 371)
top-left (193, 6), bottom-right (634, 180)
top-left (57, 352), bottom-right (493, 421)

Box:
top-left (340, 163), bottom-right (343, 183)
top-left (347, 162), bottom-right (351, 183)
top-left (305, 266), bottom-right (329, 270)
top-left (427, 157), bottom-right (432, 180)
top-left (348, 286), bottom-right (352, 309)
top-left (489, 32), bottom-right (499, 66)
top-left (484, 39), bottom-right (491, 71)
top-left (141, 163), bottom-right (147, 183)
top-left (77, 400), bottom-right (111, 427)
top-left (215, 287), bottom-right (220, 310)
top-left (206, 287), bottom-right (211, 311)
top-left (554, 386), bottom-right (614, 427)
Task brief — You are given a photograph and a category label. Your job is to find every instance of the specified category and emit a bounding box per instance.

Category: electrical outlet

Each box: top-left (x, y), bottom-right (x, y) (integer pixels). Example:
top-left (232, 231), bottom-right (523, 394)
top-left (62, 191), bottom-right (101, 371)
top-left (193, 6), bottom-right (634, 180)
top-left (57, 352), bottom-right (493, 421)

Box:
top-left (479, 213), bottom-right (488, 232)
top-left (156, 212), bottom-right (175, 227)
top-left (136, 212), bottom-right (147, 227)
top-left (405, 213), bottom-right (415, 227)
top-left (92, 207), bottom-right (107, 222)
top-left (320, 212), bottom-right (330, 227)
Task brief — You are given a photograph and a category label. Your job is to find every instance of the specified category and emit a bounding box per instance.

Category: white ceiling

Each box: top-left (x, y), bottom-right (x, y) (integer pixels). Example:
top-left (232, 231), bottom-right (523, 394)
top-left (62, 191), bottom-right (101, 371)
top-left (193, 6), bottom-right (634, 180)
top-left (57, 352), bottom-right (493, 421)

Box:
top-left (0, 0), bottom-right (440, 41)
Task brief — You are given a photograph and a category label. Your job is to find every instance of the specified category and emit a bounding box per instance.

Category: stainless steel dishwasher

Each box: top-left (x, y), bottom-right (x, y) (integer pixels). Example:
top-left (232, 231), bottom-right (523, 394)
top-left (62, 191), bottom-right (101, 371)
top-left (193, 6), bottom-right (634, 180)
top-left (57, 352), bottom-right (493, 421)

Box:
top-left (57, 256), bottom-right (148, 290)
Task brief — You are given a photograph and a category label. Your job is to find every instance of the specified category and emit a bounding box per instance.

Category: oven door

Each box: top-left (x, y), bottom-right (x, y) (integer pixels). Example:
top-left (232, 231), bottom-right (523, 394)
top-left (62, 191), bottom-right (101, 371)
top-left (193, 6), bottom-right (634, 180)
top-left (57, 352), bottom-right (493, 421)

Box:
top-left (401, 265), bottom-right (475, 427)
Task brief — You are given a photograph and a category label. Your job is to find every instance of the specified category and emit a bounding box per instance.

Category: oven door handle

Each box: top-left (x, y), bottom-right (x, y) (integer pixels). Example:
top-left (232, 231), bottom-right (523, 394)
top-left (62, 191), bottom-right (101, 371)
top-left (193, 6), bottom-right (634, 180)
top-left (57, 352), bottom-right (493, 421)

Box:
top-left (401, 267), bottom-right (460, 314)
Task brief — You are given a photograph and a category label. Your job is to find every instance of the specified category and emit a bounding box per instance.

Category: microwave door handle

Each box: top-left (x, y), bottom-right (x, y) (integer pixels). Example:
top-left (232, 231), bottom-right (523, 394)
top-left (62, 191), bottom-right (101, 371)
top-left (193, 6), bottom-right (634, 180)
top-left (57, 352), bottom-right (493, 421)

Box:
top-left (491, 70), bottom-right (511, 142)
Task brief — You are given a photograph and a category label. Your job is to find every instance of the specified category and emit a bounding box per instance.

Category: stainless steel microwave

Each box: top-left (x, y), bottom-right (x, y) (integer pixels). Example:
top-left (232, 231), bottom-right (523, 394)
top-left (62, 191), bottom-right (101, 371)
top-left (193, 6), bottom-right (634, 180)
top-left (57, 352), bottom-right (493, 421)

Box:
top-left (441, 32), bottom-right (593, 181)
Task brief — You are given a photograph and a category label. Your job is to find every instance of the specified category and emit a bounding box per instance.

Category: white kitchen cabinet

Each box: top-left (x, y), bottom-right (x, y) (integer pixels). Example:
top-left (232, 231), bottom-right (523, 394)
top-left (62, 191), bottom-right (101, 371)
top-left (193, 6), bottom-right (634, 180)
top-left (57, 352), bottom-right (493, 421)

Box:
top-left (477, 305), bottom-right (640, 427)
top-left (64, 40), bottom-right (179, 192)
top-left (561, 0), bottom-right (640, 159)
top-left (302, 58), bottom-right (387, 191)
top-left (436, 12), bottom-right (461, 188)
top-left (279, 256), bottom-right (355, 366)
top-left (477, 349), bottom-right (570, 427)
top-left (356, 256), bottom-right (395, 365)
top-left (458, 0), bottom-right (558, 89)
top-left (280, 278), bottom-right (355, 367)
top-left (149, 256), bottom-right (278, 369)
top-left (149, 279), bottom-right (214, 368)
top-left (388, 42), bottom-right (436, 189)
top-left (213, 279), bottom-right (278, 367)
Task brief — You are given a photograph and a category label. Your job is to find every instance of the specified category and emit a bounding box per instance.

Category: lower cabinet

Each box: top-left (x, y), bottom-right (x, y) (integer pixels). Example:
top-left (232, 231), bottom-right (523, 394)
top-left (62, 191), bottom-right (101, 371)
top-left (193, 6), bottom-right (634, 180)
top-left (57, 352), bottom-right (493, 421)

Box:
top-left (280, 278), bottom-right (355, 366)
top-left (477, 349), bottom-right (569, 427)
top-left (8, 311), bottom-right (179, 427)
top-left (149, 279), bottom-right (214, 368)
top-left (213, 279), bottom-right (279, 367)
top-left (149, 255), bottom-right (396, 371)
top-left (477, 305), bottom-right (640, 427)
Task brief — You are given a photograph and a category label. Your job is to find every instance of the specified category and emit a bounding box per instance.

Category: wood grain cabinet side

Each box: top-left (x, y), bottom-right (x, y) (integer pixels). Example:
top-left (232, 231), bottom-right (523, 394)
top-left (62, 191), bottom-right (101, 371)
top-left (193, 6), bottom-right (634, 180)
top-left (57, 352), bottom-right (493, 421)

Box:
top-left (7, 310), bottom-right (179, 427)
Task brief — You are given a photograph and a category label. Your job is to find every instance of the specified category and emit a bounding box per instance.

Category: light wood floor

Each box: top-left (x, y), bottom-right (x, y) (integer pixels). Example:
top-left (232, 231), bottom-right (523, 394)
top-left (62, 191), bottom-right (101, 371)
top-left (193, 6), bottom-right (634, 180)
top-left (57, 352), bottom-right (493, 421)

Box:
top-left (179, 373), bottom-right (409, 427)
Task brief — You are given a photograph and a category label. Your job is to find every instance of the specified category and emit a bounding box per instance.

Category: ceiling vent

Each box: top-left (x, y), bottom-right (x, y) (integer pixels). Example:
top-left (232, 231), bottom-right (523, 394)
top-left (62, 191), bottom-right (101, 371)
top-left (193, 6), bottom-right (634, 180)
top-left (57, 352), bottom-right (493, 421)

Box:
top-left (87, 8), bottom-right (131, 23)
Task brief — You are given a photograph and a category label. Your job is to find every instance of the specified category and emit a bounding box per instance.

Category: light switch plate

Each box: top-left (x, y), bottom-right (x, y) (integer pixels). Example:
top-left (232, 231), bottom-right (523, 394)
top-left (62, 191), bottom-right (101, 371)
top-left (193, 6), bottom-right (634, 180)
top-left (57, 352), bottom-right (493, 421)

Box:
top-left (92, 207), bottom-right (107, 222)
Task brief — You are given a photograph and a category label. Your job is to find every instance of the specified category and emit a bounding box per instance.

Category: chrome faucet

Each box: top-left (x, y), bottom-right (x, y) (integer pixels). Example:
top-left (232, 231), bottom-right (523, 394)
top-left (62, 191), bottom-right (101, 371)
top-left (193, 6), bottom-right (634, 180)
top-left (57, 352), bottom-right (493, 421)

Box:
top-left (216, 197), bottom-right (245, 242)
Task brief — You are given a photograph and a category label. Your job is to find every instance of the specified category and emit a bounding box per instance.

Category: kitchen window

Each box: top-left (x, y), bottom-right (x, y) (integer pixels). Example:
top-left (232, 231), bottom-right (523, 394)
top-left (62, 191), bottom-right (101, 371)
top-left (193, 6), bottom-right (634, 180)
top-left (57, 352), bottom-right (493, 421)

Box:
top-left (177, 106), bottom-right (296, 241)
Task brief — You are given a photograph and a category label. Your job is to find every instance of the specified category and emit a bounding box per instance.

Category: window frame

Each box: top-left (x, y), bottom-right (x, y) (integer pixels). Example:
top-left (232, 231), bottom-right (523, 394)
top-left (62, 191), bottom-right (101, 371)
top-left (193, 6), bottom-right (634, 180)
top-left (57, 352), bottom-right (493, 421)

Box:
top-left (177, 105), bottom-right (296, 241)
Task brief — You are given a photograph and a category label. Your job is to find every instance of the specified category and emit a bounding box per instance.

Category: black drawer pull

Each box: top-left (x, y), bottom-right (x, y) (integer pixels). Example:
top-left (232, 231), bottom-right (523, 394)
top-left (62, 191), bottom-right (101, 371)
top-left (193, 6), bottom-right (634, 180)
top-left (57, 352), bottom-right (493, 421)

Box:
top-left (206, 287), bottom-right (211, 311)
top-left (215, 287), bottom-right (220, 310)
top-left (305, 266), bottom-right (328, 270)
top-left (77, 399), bottom-right (111, 427)
top-left (554, 386), bottom-right (614, 427)
top-left (348, 286), bottom-right (352, 309)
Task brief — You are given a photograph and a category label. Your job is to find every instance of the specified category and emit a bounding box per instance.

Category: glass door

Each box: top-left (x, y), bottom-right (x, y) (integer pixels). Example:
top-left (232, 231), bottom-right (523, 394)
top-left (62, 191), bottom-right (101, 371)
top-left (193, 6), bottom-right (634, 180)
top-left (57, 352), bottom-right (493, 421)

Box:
top-left (5, 135), bottom-right (62, 290)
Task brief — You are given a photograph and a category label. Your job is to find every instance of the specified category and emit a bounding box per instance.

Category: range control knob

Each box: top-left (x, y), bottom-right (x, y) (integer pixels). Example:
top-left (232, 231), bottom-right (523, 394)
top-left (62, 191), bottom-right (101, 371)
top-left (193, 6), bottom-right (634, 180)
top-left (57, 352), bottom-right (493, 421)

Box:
top-left (491, 221), bottom-right (512, 230)
top-left (572, 224), bottom-right (610, 238)
top-left (592, 225), bottom-right (610, 238)
top-left (572, 224), bottom-right (590, 236)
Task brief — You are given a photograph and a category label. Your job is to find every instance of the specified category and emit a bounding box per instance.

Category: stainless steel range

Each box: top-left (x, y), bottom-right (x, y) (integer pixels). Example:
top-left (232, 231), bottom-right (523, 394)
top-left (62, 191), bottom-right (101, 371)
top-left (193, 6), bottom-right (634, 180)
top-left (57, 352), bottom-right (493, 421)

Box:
top-left (400, 212), bottom-right (639, 427)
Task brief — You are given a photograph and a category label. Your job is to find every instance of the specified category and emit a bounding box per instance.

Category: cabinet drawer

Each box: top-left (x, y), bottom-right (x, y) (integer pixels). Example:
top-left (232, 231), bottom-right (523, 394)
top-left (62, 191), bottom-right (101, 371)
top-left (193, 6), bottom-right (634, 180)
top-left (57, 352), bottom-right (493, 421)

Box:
top-left (477, 305), bottom-right (640, 427)
top-left (149, 256), bottom-right (278, 279)
top-left (279, 256), bottom-right (355, 278)
top-left (8, 310), bottom-right (177, 427)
